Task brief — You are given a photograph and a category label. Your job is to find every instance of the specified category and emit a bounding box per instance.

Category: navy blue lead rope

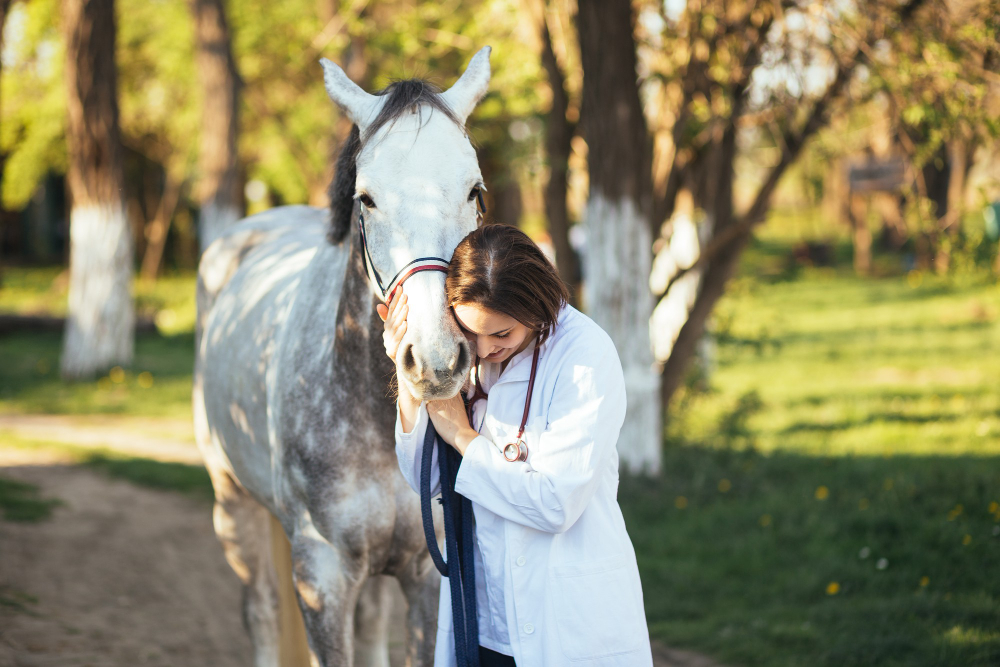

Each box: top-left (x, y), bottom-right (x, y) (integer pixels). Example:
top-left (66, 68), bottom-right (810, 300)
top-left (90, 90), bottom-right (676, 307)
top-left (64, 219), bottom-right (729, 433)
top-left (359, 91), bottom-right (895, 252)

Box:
top-left (421, 424), bottom-right (480, 667)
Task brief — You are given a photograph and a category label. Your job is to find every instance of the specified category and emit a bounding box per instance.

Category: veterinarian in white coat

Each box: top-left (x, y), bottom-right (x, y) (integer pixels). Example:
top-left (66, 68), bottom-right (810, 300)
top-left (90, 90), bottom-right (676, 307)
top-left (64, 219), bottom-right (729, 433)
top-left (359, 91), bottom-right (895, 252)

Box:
top-left (381, 225), bottom-right (653, 667)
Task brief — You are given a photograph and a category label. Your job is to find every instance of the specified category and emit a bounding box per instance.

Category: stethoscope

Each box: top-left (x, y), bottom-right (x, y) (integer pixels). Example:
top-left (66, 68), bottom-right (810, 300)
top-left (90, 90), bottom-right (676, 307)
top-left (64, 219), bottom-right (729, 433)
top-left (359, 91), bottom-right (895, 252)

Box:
top-left (358, 191), bottom-right (539, 462)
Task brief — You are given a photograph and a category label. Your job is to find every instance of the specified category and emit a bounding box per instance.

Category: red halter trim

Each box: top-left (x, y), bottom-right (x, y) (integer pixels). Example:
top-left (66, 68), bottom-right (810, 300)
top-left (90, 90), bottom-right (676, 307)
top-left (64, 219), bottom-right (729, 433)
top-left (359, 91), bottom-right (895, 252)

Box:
top-left (385, 260), bottom-right (451, 303)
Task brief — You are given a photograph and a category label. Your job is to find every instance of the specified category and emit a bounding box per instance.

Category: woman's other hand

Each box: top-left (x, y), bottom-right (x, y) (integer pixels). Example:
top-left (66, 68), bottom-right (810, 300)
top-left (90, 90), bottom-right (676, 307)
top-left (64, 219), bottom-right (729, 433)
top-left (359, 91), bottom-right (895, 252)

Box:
top-left (376, 292), bottom-right (408, 362)
top-left (427, 395), bottom-right (479, 455)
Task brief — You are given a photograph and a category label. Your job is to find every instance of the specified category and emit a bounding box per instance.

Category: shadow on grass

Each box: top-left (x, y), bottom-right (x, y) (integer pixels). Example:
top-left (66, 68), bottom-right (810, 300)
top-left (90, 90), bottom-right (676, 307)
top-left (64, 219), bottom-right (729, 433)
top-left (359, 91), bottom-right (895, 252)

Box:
top-left (781, 412), bottom-right (963, 435)
top-left (0, 475), bottom-right (63, 521)
top-left (621, 444), bottom-right (1000, 667)
top-left (80, 452), bottom-right (213, 503)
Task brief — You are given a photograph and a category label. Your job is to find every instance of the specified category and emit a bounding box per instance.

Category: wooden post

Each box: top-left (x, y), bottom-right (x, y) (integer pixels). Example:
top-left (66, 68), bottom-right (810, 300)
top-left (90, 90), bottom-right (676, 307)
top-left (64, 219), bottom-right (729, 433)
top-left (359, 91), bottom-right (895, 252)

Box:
top-left (269, 514), bottom-right (313, 667)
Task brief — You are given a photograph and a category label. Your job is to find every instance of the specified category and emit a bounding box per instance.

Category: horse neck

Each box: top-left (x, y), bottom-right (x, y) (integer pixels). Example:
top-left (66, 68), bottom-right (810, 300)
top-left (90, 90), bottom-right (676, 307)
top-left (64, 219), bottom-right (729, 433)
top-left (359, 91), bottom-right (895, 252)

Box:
top-left (333, 220), bottom-right (396, 416)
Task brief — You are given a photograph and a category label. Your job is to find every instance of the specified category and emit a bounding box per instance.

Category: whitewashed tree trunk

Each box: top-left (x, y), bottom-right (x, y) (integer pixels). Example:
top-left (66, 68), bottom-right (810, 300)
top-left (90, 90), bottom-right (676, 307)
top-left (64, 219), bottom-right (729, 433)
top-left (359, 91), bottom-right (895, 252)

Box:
top-left (578, 0), bottom-right (661, 474)
top-left (191, 0), bottom-right (241, 252)
top-left (583, 195), bottom-right (661, 475)
top-left (198, 200), bottom-right (241, 252)
top-left (62, 0), bottom-right (134, 380)
top-left (61, 203), bottom-right (135, 377)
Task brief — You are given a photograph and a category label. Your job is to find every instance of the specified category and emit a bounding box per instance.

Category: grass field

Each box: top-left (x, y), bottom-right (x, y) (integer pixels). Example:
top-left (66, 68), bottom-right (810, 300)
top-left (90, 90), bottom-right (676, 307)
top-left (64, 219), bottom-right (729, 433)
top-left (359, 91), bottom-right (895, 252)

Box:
top-left (1, 235), bottom-right (998, 665)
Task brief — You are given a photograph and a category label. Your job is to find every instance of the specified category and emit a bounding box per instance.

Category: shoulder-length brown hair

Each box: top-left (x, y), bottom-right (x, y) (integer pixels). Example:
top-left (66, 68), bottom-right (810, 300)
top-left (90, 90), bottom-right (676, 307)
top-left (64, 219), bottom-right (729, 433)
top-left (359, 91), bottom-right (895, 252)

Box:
top-left (446, 224), bottom-right (570, 344)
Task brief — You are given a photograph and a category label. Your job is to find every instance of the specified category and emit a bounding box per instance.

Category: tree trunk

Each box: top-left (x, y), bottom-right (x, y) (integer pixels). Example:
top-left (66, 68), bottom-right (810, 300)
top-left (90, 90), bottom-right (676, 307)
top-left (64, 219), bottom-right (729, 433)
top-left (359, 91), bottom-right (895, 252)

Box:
top-left (540, 18), bottom-right (580, 293)
top-left (61, 0), bottom-right (134, 379)
top-left (850, 194), bottom-right (872, 275)
top-left (139, 173), bottom-right (183, 281)
top-left (934, 138), bottom-right (970, 274)
top-left (191, 0), bottom-right (241, 252)
top-left (577, 0), bottom-right (660, 475)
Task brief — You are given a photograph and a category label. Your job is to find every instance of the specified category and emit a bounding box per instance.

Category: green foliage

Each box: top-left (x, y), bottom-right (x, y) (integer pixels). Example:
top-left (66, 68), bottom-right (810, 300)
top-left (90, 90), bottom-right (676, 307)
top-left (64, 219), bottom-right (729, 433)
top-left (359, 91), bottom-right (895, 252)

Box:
top-left (0, 475), bottom-right (62, 522)
top-left (0, 0), bottom-right (66, 209)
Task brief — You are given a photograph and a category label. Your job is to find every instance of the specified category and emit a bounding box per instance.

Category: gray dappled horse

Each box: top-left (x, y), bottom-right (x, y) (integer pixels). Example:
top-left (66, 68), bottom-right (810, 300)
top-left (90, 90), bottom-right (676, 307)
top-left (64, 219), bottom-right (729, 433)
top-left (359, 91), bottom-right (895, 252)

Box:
top-left (193, 48), bottom-right (492, 666)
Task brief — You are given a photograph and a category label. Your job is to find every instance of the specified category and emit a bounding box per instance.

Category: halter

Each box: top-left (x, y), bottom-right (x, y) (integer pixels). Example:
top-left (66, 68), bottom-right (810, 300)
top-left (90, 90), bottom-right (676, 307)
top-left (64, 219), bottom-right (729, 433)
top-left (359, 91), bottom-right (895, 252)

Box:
top-left (357, 189), bottom-right (486, 303)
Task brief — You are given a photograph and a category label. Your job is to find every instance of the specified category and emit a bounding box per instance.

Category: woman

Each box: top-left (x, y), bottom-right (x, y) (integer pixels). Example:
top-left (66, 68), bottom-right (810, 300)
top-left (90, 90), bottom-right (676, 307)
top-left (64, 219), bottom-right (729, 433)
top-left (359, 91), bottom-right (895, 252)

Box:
top-left (378, 225), bottom-right (652, 667)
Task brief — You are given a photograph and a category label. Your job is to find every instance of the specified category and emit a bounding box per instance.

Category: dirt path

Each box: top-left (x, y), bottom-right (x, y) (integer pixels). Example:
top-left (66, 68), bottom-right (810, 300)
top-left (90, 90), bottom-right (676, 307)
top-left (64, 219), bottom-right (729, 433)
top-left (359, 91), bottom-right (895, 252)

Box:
top-left (0, 418), bottom-right (723, 667)
top-left (0, 463), bottom-right (253, 667)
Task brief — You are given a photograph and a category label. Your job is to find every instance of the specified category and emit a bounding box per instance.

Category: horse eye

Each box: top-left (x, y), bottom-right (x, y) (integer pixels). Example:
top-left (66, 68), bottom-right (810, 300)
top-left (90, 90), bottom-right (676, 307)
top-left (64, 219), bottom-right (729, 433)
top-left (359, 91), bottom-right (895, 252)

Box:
top-left (358, 193), bottom-right (376, 209)
top-left (468, 185), bottom-right (481, 202)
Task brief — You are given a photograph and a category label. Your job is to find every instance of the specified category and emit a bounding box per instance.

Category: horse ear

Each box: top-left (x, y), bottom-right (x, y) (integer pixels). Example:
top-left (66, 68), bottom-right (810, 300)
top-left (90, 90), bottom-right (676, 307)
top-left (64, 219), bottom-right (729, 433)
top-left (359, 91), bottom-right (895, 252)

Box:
top-left (320, 58), bottom-right (381, 132)
top-left (441, 46), bottom-right (491, 125)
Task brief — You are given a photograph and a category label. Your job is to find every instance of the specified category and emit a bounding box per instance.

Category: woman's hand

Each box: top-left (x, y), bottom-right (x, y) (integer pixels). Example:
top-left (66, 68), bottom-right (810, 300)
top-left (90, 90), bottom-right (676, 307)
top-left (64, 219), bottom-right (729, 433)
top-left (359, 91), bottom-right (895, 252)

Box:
top-left (376, 291), bottom-right (408, 362)
top-left (427, 395), bottom-right (480, 455)
top-left (377, 292), bottom-right (420, 431)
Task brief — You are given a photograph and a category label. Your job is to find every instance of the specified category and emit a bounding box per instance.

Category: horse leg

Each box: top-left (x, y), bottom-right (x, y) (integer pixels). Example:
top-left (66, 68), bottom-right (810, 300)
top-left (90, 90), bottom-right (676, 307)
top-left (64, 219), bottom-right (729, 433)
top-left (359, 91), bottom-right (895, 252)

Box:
top-left (353, 576), bottom-right (391, 667)
top-left (210, 472), bottom-right (282, 667)
top-left (289, 531), bottom-right (369, 667)
top-left (396, 553), bottom-right (440, 667)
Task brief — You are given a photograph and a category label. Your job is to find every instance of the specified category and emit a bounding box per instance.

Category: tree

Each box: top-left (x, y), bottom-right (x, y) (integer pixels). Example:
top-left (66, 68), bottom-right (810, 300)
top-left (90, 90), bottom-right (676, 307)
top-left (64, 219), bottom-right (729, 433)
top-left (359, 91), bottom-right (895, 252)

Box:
top-left (577, 0), bottom-right (661, 474)
top-left (190, 0), bottom-right (241, 251)
top-left (61, 0), bottom-right (134, 379)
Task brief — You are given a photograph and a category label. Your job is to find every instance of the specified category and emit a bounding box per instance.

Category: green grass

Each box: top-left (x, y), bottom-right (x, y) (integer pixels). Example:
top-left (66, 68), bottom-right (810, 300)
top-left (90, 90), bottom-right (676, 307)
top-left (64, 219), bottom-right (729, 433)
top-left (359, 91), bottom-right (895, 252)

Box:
top-left (618, 239), bottom-right (1000, 666)
top-left (0, 331), bottom-right (195, 418)
top-left (0, 475), bottom-right (62, 521)
top-left (2, 433), bottom-right (213, 502)
top-left (0, 267), bottom-right (198, 417)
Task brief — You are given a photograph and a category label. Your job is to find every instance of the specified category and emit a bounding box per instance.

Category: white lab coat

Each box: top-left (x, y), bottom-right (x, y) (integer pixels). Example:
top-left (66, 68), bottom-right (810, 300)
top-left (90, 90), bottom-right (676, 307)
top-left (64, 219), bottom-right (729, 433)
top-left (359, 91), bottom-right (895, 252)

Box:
top-left (395, 304), bottom-right (653, 667)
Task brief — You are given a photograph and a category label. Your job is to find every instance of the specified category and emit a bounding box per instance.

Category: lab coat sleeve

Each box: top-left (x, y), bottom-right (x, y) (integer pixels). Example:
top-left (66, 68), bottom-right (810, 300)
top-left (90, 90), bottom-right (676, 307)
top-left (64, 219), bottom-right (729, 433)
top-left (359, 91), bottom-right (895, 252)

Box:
top-left (453, 338), bottom-right (627, 534)
top-left (394, 401), bottom-right (441, 497)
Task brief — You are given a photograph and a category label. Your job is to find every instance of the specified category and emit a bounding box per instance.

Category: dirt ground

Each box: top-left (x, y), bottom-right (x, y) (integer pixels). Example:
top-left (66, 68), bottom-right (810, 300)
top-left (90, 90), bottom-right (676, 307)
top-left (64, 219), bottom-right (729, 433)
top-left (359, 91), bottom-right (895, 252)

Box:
top-left (0, 421), bottom-right (720, 667)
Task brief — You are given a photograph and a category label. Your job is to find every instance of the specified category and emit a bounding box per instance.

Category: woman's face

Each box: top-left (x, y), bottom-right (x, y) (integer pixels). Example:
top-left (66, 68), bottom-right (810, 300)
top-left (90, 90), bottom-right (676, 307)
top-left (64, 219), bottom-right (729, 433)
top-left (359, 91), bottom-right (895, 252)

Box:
top-left (452, 302), bottom-right (534, 363)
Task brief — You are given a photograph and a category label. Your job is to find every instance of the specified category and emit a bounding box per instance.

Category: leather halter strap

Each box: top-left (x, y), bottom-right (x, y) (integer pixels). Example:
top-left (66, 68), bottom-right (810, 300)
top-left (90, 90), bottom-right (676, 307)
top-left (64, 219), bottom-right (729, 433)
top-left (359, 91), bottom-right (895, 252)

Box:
top-left (357, 189), bottom-right (486, 303)
top-left (358, 208), bottom-right (450, 303)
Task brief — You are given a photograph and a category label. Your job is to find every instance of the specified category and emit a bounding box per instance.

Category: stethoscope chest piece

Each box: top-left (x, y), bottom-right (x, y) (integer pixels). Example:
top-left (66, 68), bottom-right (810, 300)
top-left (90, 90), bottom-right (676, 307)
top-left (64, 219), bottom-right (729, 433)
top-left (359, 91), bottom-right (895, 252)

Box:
top-left (503, 439), bottom-right (529, 463)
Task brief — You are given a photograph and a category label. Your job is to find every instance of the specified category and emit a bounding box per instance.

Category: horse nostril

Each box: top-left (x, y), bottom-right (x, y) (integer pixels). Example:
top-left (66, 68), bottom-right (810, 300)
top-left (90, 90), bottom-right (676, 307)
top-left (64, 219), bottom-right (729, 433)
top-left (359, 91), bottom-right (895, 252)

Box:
top-left (401, 344), bottom-right (416, 372)
top-left (452, 343), bottom-right (469, 374)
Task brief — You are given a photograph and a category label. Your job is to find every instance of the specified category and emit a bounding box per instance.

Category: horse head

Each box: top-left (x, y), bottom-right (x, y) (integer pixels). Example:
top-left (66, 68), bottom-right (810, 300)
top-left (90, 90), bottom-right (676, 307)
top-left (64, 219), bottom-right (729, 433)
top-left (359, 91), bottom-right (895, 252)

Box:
top-left (321, 48), bottom-right (491, 401)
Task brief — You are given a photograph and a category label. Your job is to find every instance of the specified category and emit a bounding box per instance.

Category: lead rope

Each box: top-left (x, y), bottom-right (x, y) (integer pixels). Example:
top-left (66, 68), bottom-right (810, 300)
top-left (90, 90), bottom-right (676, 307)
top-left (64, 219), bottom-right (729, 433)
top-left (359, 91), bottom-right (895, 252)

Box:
top-left (420, 424), bottom-right (480, 667)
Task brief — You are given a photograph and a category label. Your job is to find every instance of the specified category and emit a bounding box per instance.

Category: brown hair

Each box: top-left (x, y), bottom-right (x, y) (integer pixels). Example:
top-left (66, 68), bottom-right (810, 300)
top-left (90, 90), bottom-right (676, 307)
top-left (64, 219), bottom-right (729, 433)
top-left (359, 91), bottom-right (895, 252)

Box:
top-left (446, 224), bottom-right (570, 344)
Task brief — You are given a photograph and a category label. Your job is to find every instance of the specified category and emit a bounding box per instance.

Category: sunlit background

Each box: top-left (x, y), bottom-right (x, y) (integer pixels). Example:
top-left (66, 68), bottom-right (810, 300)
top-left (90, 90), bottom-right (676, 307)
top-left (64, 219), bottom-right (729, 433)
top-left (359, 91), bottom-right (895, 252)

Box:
top-left (0, 0), bottom-right (998, 665)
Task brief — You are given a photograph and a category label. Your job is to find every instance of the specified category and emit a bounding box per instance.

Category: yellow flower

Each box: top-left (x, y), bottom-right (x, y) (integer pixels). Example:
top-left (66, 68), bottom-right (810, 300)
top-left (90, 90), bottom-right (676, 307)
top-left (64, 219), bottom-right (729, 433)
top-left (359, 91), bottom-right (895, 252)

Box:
top-left (109, 366), bottom-right (126, 383)
top-left (674, 496), bottom-right (688, 509)
top-left (718, 479), bottom-right (732, 493)
top-left (988, 501), bottom-right (999, 515)
top-left (947, 504), bottom-right (964, 521)
top-left (137, 371), bottom-right (154, 389)
top-left (962, 534), bottom-right (972, 546)
top-left (919, 576), bottom-right (930, 587)
top-left (826, 582), bottom-right (840, 595)
top-left (815, 486), bottom-right (830, 500)
top-left (759, 514), bottom-right (772, 527)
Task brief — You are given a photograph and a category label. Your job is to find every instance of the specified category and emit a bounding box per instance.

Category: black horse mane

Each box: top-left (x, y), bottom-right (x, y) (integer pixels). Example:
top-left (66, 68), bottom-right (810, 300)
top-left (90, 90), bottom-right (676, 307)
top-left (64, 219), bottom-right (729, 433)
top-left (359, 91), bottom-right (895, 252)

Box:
top-left (327, 79), bottom-right (463, 244)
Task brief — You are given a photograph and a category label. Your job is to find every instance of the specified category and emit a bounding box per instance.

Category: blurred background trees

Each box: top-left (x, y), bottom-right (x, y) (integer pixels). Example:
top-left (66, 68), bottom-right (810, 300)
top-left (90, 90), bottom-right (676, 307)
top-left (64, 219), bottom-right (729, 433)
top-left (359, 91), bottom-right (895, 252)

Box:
top-left (0, 0), bottom-right (997, 459)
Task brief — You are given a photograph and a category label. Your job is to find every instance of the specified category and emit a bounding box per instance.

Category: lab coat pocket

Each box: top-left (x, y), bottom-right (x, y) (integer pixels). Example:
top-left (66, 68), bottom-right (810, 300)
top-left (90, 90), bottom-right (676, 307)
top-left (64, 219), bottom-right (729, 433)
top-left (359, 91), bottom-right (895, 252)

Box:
top-left (549, 554), bottom-right (645, 660)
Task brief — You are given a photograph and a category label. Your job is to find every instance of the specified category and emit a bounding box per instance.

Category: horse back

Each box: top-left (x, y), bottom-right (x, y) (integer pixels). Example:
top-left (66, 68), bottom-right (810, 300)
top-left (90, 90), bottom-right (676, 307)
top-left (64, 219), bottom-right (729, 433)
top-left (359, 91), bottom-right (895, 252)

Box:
top-left (194, 205), bottom-right (346, 508)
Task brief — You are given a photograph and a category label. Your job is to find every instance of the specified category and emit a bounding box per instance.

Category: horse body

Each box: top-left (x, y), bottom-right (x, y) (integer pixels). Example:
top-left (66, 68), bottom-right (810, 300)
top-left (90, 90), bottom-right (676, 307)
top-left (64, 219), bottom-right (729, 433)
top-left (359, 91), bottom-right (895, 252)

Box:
top-left (193, 49), bottom-right (492, 666)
